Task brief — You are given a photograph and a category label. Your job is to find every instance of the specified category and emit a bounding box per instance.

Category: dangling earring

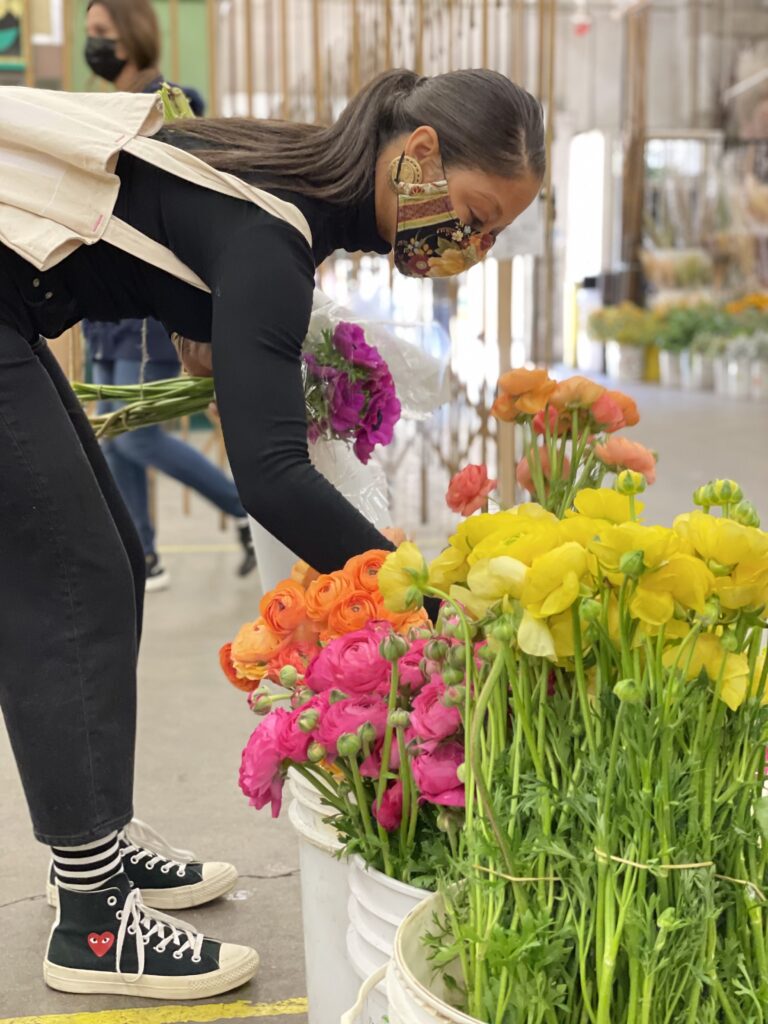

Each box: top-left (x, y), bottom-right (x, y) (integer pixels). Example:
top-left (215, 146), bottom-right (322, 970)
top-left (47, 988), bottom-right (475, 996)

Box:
top-left (388, 153), bottom-right (423, 192)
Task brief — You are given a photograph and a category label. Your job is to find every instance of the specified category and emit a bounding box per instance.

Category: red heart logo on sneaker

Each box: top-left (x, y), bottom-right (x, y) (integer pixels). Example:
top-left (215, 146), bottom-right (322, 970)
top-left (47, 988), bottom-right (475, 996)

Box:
top-left (87, 931), bottom-right (115, 958)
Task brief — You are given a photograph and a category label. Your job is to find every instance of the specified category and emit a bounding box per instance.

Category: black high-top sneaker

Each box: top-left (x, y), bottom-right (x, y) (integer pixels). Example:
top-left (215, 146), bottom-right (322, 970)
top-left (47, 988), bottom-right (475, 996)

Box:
top-left (48, 820), bottom-right (238, 911)
top-left (236, 522), bottom-right (257, 578)
top-left (44, 872), bottom-right (258, 999)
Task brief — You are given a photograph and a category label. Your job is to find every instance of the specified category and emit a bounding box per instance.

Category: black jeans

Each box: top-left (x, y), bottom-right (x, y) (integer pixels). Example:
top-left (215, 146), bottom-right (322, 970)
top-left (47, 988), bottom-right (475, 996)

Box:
top-left (0, 324), bottom-right (145, 844)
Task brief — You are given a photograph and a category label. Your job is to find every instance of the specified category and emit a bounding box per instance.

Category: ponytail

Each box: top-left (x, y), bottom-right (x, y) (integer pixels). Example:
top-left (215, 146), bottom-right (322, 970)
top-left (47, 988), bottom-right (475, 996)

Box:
top-left (167, 68), bottom-right (543, 204)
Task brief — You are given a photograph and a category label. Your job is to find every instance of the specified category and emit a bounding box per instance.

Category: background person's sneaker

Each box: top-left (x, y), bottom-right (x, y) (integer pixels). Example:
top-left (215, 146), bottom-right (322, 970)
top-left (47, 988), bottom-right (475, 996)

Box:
top-left (48, 820), bottom-right (238, 911)
top-left (236, 521), bottom-right (257, 577)
top-left (145, 552), bottom-right (170, 592)
top-left (44, 873), bottom-right (258, 999)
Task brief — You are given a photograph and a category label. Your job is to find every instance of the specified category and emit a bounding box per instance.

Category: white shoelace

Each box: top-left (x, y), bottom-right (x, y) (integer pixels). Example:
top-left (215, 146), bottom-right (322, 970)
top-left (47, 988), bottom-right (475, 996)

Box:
top-left (121, 818), bottom-right (198, 878)
top-left (115, 888), bottom-right (205, 980)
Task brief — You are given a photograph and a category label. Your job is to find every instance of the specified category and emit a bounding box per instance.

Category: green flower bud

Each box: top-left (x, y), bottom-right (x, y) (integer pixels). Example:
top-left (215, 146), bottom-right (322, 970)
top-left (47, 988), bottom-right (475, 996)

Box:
top-left (447, 644), bottom-right (468, 670)
top-left (388, 708), bottom-right (411, 729)
top-left (307, 741), bottom-right (327, 763)
top-left (619, 549), bottom-right (646, 579)
top-left (250, 690), bottom-right (273, 715)
top-left (436, 809), bottom-right (462, 834)
top-left (298, 709), bottom-right (320, 733)
top-left (733, 499), bottom-right (761, 529)
top-left (613, 677), bottom-right (644, 703)
top-left (657, 907), bottom-right (677, 930)
top-left (489, 615), bottom-right (516, 642)
top-left (358, 721), bottom-right (378, 744)
top-left (278, 665), bottom-right (299, 688)
top-left (721, 630), bottom-right (740, 653)
top-left (424, 639), bottom-right (450, 663)
top-left (409, 627), bottom-right (433, 641)
top-left (443, 667), bottom-right (465, 687)
top-left (699, 597), bottom-right (720, 626)
top-left (456, 762), bottom-right (467, 783)
top-left (379, 633), bottom-right (410, 662)
top-left (712, 479), bottom-right (743, 504)
top-left (476, 642), bottom-right (495, 663)
top-left (580, 598), bottom-right (602, 623)
top-left (707, 559), bottom-right (733, 578)
top-left (336, 732), bottom-right (362, 757)
top-left (329, 689), bottom-right (347, 704)
top-left (442, 685), bottom-right (466, 707)
top-left (615, 469), bottom-right (647, 496)
top-left (702, 482), bottom-right (718, 507)
top-left (693, 485), bottom-right (712, 508)
top-left (294, 686), bottom-right (313, 704)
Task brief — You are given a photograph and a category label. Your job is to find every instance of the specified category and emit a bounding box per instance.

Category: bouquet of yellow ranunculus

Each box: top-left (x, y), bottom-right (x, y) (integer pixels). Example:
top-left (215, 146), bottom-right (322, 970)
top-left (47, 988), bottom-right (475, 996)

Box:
top-left (377, 375), bottom-right (768, 1022)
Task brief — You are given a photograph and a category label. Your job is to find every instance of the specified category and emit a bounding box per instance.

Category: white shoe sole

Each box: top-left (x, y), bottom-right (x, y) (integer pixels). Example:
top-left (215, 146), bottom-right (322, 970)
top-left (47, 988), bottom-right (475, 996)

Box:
top-left (43, 946), bottom-right (259, 1000)
top-left (47, 863), bottom-right (238, 911)
top-left (145, 572), bottom-right (171, 593)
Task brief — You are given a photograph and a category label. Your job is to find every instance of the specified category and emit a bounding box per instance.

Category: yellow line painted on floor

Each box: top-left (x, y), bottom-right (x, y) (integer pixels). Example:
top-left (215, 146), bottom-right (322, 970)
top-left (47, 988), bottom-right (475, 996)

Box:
top-left (0, 998), bottom-right (308, 1024)
top-left (157, 544), bottom-right (239, 553)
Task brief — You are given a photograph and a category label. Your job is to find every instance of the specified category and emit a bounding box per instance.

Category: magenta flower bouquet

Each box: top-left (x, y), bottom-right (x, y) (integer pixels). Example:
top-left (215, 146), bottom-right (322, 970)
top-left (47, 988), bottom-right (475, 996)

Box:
top-left (304, 321), bottom-right (401, 464)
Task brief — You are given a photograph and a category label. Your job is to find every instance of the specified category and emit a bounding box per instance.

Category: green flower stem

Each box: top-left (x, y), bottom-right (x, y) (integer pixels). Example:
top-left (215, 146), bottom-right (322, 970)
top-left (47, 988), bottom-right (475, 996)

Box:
top-left (347, 756), bottom-right (377, 847)
top-left (396, 726), bottom-right (416, 867)
top-left (571, 604), bottom-right (596, 756)
top-left (291, 763), bottom-right (346, 814)
top-left (374, 659), bottom-right (400, 877)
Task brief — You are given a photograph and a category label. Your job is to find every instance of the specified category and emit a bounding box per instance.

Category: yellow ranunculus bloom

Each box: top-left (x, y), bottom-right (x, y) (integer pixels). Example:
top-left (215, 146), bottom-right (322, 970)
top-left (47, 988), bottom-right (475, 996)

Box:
top-left (471, 522), bottom-right (562, 567)
top-left (630, 554), bottom-right (714, 626)
top-left (549, 609), bottom-right (577, 659)
top-left (715, 557), bottom-right (768, 610)
top-left (521, 542), bottom-right (589, 618)
top-left (378, 542), bottom-right (428, 613)
top-left (518, 609), bottom-right (556, 659)
top-left (589, 523), bottom-right (679, 575)
top-left (571, 488), bottom-right (643, 524)
top-left (466, 556), bottom-right (528, 601)
top-left (663, 633), bottom-right (750, 711)
top-left (428, 545), bottom-right (469, 590)
top-left (450, 510), bottom-right (525, 556)
top-left (448, 584), bottom-right (494, 619)
top-left (675, 511), bottom-right (768, 567)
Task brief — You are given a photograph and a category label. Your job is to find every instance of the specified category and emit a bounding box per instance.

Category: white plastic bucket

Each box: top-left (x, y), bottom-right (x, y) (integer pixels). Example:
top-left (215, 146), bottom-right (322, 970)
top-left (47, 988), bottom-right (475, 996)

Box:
top-left (658, 350), bottom-right (682, 388)
top-left (287, 771), bottom-right (358, 1024)
top-left (346, 855), bottom-right (430, 1022)
top-left (605, 340), bottom-right (646, 382)
top-left (387, 892), bottom-right (477, 1024)
top-left (687, 352), bottom-right (714, 390)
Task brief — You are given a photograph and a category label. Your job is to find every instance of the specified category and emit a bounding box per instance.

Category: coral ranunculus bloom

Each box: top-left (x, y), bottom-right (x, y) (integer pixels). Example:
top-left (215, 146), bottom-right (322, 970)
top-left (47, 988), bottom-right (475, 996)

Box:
top-left (595, 436), bottom-right (657, 484)
top-left (492, 368), bottom-right (557, 422)
top-left (516, 447), bottom-right (570, 498)
top-left (605, 390), bottom-right (640, 428)
top-left (219, 643), bottom-right (260, 693)
top-left (259, 578), bottom-right (307, 635)
top-left (446, 464), bottom-right (497, 516)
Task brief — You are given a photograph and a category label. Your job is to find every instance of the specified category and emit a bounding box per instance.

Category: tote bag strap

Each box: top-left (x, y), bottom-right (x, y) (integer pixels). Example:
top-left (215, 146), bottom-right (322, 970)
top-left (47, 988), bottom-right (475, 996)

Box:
top-left (102, 216), bottom-right (211, 293)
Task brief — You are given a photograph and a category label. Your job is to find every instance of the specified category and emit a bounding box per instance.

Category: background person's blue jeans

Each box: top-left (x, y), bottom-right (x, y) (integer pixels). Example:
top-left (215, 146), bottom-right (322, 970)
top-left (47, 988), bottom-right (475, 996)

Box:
top-left (93, 359), bottom-right (246, 555)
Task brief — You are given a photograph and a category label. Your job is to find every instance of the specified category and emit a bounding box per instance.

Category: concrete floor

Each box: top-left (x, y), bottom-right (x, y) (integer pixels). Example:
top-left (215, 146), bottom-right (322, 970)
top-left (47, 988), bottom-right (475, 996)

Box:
top-left (0, 380), bottom-right (766, 1023)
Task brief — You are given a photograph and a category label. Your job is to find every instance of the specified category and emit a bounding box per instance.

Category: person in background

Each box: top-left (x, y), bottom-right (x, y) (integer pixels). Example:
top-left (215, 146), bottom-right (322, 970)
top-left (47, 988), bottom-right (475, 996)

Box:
top-left (83, 0), bottom-right (256, 590)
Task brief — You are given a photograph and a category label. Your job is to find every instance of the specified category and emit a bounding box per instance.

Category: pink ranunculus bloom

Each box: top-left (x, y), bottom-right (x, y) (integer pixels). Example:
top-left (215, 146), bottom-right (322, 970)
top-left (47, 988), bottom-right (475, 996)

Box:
top-left (445, 464), bottom-right (497, 517)
top-left (590, 393), bottom-right (625, 433)
top-left (516, 447), bottom-right (571, 498)
top-left (595, 435), bottom-right (657, 485)
top-left (239, 708), bottom-right (294, 818)
top-left (373, 780), bottom-right (403, 832)
top-left (532, 405), bottom-right (571, 437)
top-left (316, 694), bottom-right (389, 758)
top-left (398, 638), bottom-right (430, 691)
top-left (305, 624), bottom-right (392, 696)
top-left (412, 741), bottom-right (465, 807)
top-left (410, 679), bottom-right (462, 743)
top-left (360, 739), bottom-right (401, 779)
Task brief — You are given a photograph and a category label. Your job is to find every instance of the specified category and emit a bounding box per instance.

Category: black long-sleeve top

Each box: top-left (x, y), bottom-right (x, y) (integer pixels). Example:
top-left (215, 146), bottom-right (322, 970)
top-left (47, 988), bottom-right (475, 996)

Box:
top-left (0, 143), bottom-right (397, 574)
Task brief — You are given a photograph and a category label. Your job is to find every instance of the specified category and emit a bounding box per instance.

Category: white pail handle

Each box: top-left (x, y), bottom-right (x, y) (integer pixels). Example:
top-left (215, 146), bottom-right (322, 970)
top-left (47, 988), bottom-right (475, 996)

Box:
top-left (340, 964), bottom-right (389, 1024)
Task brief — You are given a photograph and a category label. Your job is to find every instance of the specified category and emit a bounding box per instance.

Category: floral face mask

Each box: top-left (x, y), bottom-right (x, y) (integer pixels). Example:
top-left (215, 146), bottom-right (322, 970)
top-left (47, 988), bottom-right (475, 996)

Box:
top-left (393, 176), bottom-right (495, 279)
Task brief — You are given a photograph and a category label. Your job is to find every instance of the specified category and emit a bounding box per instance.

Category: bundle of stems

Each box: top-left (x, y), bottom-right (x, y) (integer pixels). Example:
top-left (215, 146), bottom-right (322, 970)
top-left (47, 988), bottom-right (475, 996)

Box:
top-left (73, 377), bottom-right (214, 438)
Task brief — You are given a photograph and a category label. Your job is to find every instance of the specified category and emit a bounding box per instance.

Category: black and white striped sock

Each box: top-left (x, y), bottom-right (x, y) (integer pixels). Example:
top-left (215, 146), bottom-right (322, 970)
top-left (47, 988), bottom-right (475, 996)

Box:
top-left (51, 831), bottom-right (124, 892)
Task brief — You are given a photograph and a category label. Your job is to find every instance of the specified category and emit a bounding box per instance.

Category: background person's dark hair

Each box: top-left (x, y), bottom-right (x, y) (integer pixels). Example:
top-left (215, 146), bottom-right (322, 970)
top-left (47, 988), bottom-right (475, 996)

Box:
top-left (167, 68), bottom-right (545, 205)
top-left (87, 0), bottom-right (160, 72)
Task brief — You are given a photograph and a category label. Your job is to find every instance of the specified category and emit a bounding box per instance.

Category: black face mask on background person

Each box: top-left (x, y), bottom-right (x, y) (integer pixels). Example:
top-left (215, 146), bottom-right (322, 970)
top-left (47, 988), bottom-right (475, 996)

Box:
top-left (84, 36), bottom-right (127, 82)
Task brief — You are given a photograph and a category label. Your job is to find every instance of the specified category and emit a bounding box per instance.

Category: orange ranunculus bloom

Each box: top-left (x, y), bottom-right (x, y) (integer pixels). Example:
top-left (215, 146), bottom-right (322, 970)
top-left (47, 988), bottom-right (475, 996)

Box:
top-left (327, 589), bottom-right (380, 634)
top-left (231, 618), bottom-right (287, 665)
top-left (219, 642), bottom-right (261, 693)
top-left (595, 435), bottom-right (656, 484)
top-left (305, 570), bottom-right (354, 624)
top-left (344, 549), bottom-right (389, 593)
top-left (551, 375), bottom-right (605, 410)
top-left (291, 559), bottom-right (320, 588)
top-left (492, 368), bottom-right (557, 422)
top-left (259, 579), bottom-right (307, 636)
top-left (378, 605), bottom-right (431, 633)
top-left (605, 390), bottom-right (640, 428)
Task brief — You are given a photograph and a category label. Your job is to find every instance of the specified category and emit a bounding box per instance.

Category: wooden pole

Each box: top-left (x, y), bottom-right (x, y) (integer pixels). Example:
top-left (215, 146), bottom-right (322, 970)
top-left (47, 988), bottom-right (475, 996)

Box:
top-left (513, 0), bottom-right (525, 86)
top-left (207, 0), bottom-right (218, 115)
top-left (312, 0), bottom-right (323, 121)
top-left (280, 0), bottom-right (290, 118)
top-left (415, 0), bottom-right (424, 75)
top-left (244, 0), bottom-right (254, 116)
top-left (384, 0), bottom-right (392, 68)
top-left (621, 5), bottom-right (649, 304)
top-left (169, 0), bottom-right (181, 83)
top-left (481, 0), bottom-right (489, 67)
top-left (542, 0), bottom-right (556, 365)
top-left (350, 0), bottom-right (360, 93)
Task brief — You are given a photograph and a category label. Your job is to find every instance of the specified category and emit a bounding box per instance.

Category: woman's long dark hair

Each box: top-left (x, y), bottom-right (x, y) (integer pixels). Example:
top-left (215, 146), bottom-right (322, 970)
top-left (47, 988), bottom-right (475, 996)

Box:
top-left (165, 68), bottom-right (545, 204)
